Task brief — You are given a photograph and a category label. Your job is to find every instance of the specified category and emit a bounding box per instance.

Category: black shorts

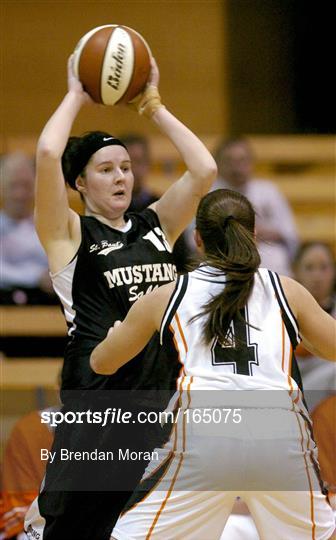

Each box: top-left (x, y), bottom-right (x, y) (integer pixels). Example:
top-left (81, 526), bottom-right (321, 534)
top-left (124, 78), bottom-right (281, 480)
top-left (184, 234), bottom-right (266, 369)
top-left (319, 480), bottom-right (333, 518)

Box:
top-left (30, 398), bottom-right (171, 539)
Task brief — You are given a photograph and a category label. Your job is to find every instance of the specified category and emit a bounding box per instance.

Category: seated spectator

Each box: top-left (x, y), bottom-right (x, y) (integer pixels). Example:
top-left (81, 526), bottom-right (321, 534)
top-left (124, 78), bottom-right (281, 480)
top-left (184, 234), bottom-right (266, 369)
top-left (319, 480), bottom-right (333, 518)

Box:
top-left (119, 134), bottom-right (192, 272)
top-left (187, 137), bottom-right (298, 275)
top-left (293, 242), bottom-right (336, 412)
top-left (0, 408), bottom-right (57, 539)
top-left (0, 152), bottom-right (57, 305)
top-left (119, 134), bottom-right (158, 212)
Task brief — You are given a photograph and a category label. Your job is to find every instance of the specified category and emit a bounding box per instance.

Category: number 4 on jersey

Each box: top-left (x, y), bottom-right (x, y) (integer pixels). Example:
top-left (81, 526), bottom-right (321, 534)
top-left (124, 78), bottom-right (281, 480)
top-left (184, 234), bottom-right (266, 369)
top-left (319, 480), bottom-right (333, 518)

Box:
top-left (211, 308), bottom-right (259, 376)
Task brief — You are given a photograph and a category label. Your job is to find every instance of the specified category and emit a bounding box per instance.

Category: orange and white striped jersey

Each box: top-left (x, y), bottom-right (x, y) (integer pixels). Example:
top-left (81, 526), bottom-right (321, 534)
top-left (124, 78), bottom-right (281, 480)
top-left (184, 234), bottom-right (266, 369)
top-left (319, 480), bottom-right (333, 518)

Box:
top-left (111, 266), bottom-right (333, 540)
top-left (160, 266), bottom-right (305, 410)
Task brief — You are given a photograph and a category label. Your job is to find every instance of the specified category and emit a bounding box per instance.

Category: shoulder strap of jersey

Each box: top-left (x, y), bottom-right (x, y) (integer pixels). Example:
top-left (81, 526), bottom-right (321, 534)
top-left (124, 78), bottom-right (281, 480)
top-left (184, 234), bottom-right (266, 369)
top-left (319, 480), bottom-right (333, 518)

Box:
top-left (268, 270), bottom-right (301, 349)
top-left (130, 207), bottom-right (162, 229)
top-left (160, 273), bottom-right (189, 345)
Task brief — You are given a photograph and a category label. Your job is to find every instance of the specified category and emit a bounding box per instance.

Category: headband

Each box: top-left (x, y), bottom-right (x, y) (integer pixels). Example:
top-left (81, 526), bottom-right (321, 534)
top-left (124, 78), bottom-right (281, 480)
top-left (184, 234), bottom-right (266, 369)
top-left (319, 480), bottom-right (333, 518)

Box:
top-left (63, 133), bottom-right (128, 190)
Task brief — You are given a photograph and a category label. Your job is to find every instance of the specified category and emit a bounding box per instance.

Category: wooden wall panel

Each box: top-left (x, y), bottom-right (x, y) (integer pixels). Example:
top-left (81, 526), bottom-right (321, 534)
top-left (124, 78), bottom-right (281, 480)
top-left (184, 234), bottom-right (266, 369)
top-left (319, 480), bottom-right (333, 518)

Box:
top-left (1, 0), bottom-right (228, 139)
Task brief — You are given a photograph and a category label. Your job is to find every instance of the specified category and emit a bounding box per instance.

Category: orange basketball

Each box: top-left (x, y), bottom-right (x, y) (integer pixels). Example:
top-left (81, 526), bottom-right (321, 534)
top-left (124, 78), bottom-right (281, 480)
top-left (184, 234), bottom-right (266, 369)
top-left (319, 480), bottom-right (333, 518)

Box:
top-left (73, 25), bottom-right (151, 105)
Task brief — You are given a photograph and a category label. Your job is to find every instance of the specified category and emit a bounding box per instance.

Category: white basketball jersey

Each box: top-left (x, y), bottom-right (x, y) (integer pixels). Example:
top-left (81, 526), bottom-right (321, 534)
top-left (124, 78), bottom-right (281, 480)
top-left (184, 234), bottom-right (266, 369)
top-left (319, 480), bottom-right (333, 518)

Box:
top-left (160, 266), bottom-right (305, 410)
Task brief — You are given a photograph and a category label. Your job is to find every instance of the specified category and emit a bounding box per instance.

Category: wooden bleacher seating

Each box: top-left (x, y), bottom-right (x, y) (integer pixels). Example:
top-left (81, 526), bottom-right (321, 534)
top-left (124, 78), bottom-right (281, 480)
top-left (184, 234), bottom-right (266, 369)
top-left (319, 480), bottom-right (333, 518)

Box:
top-left (1, 306), bottom-right (67, 336)
top-left (1, 356), bottom-right (61, 452)
top-left (1, 133), bottom-right (334, 244)
top-left (1, 357), bottom-right (62, 389)
top-left (149, 134), bottom-right (335, 247)
top-left (1, 309), bottom-right (63, 440)
top-left (1, 306), bottom-right (65, 398)
top-left (64, 134), bottom-right (336, 245)
top-left (1, 306), bottom-right (65, 395)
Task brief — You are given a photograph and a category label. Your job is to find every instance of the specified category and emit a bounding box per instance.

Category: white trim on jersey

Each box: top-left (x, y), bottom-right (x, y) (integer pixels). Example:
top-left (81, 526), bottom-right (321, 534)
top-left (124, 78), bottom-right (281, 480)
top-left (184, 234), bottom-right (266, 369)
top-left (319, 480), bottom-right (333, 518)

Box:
top-left (50, 256), bottom-right (78, 336)
top-left (268, 270), bottom-right (301, 347)
top-left (159, 274), bottom-right (188, 345)
top-left (193, 264), bottom-right (227, 284)
top-left (117, 218), bottom-right (132, 233)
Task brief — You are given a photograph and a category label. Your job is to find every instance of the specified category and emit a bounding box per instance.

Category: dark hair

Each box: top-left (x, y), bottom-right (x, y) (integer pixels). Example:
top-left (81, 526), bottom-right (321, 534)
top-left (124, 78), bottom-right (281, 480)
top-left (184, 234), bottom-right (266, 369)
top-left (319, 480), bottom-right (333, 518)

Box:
top-left (117, 133), bottom-right (150, 163)
top-left (293, 241), bottom-right (335, 269)
top-left (61, 131), bottom-right (128, 190)
top-left (213, 137), bottom-right (253, 167)
top-left (195, 189), bottom-right (260, 344)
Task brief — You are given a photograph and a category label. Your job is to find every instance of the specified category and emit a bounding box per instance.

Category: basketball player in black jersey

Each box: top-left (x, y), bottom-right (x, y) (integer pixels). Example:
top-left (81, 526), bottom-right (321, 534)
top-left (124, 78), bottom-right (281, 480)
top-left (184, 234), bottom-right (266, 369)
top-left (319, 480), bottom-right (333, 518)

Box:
top-left (24, 56), bottom-right (217, 540)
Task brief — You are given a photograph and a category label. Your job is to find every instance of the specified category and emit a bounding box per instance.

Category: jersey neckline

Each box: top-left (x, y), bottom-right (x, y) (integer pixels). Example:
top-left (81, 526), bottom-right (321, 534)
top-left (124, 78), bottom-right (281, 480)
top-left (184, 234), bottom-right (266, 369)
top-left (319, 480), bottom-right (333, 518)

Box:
top-left (84, 214), bottom-right (133, 234)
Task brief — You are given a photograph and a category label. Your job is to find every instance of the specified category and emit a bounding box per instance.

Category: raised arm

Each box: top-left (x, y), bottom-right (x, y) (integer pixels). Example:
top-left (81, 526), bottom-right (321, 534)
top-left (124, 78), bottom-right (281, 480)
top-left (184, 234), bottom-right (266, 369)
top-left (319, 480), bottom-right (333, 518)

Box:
top-left (34, 57), bottom-right (91, 272)
top-left (134, 59), bottom-right (217, 246)
top-left (90, 282), bottom-right (174, 375)
top-left (150, 109), bottom-right (217, 245)
top-left (281, 276), bottom-right (336, 361)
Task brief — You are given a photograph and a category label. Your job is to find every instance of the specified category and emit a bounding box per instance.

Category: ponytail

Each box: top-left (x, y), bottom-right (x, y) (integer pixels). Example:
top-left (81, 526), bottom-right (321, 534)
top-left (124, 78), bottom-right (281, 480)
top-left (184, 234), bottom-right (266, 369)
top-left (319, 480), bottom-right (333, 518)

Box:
top-left (194, 189), bottom-right (260, 345)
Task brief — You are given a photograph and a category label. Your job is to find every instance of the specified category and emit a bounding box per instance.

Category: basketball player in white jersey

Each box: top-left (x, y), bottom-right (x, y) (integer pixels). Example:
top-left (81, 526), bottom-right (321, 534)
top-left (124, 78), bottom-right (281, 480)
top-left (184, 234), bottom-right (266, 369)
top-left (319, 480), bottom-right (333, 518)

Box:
top-left (91, 189), bottom-right (336, 540)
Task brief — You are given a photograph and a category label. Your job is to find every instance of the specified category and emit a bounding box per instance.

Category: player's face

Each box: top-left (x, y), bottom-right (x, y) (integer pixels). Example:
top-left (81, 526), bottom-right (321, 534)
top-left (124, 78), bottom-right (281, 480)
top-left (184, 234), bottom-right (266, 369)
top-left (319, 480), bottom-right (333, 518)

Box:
top-left (295, 245), bottom-right (335, 305)
top-left (79, 145), bottom-right (134, 219)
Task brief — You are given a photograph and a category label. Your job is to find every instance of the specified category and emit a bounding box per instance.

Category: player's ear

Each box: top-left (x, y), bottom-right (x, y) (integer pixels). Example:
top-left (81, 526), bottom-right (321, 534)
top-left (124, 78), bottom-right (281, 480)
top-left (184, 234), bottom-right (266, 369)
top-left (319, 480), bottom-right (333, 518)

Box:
top-left (75, 174), bottom-right (87, 194)
top-left (194, 229), bottom-right (204, 252)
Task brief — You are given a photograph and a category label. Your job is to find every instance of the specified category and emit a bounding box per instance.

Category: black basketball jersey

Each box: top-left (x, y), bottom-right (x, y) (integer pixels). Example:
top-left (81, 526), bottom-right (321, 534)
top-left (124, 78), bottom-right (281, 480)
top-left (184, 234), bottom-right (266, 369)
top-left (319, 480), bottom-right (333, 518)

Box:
top-left (51, 209), bottom-right (178, 393)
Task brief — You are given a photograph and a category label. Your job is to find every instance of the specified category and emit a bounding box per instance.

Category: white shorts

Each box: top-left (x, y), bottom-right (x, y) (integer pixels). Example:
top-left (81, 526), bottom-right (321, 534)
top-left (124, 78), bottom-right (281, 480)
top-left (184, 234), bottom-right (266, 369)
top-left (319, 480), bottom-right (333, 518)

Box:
top-left (112, 408), bottom-right (335, 540)
top-left (219, 513), bottom-right (260, 540)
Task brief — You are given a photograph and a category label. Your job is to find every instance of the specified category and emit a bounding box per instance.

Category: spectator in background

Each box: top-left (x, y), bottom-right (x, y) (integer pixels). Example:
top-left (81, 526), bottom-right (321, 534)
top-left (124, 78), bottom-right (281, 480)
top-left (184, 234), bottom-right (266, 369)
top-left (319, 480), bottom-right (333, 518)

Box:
top-left (119, 133), bottom-right (191, 272)
top-left (0, 408), bottom-right (57, 540)
top-left (119, 134), bottom-right (157, 211)
top-left (0, 152), bottom-right (57, 305)
top-left (209, 137), bottom-right (299, 276)
top-left (293, 242), bottom-right (336, 412)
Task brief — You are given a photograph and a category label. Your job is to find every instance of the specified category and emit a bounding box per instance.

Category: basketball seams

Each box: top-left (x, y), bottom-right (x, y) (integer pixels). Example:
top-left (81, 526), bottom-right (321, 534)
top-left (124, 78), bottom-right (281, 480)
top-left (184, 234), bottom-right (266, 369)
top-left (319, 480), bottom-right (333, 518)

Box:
top-left (73, 24), bottom-right (151, 106)
top-left (116, 30), bottom-right (138, 104)
top-left (73, 24), bottom-right (112, 80)
top-left (117, 27), bottom-right (150, 104)
top-left (101, 27), bottom-right (134, 105)
top-left (79, 27), bottom-right (113, 103)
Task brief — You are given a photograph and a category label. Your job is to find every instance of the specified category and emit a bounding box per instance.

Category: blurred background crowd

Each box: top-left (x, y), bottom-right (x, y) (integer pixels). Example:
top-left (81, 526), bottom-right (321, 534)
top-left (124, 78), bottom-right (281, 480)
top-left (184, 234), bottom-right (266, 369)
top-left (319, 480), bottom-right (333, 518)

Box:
top-left (1, 1), bottom-right (334, 539)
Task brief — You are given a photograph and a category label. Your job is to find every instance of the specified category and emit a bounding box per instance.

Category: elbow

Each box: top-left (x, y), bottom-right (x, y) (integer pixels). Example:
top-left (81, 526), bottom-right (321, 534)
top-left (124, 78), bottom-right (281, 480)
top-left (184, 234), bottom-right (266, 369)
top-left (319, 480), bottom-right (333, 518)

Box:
top-left (37, 140), bottom-right (62, 161)
top-left (206, 159), bottom-right (218, 181)
top-left (90, 350), bottom-right (117, 376)
top-left (198, 159), bottom-right (218, 193)
top-left (89, 351), bottom-right (101, 374)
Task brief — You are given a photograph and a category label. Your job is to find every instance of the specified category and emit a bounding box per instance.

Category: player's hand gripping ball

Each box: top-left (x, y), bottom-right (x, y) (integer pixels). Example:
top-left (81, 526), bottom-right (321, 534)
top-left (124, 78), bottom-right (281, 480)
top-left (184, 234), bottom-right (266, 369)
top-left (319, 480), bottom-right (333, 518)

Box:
top-left (73, 25), bottom-right (151, 105)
